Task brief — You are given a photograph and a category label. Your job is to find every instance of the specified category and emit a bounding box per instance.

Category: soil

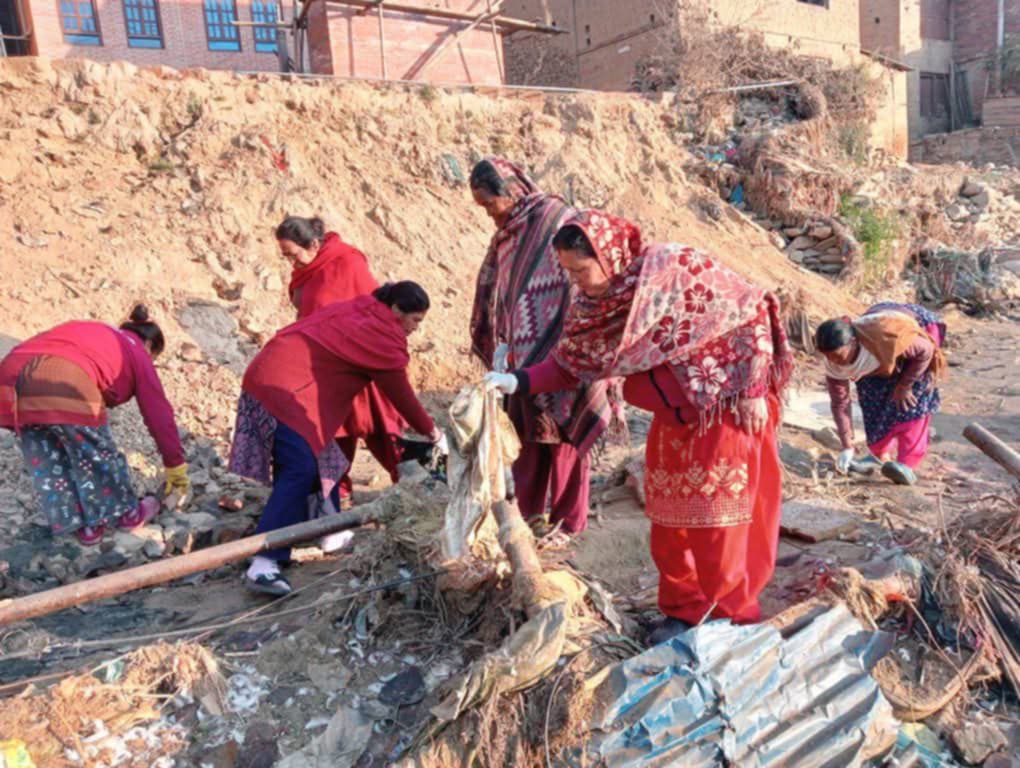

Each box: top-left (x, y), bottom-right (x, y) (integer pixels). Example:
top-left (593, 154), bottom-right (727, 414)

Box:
top-left (1, 57), bottom-right (1018, 766)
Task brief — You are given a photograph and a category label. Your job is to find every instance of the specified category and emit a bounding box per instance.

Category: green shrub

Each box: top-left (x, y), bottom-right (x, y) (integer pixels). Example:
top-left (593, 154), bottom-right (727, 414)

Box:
top-left (838, 194), bottom-right (901, 283)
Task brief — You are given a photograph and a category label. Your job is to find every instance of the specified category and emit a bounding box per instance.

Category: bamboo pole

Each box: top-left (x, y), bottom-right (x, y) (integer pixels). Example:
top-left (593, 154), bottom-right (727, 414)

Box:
top-left (963, 422), bottom-right (1020, 479)
top-left (486, 0), bottom-right (504, 83)
top-left (413, 0), bottom-right (504, 80)
top-left (0, 507), bottom-right (376, 627)
top-left (377, 1), bottom-right (388, 80)
top-left (493, 499), bottom-right (549, 617)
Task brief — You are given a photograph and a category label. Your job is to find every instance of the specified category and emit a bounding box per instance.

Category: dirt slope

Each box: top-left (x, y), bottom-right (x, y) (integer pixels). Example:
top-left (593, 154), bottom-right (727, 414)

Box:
top-left (0, 57), bottom-right (856, 468)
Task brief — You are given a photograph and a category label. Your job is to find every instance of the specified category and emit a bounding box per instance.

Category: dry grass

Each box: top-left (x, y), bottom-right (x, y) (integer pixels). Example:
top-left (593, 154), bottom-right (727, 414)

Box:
top-left (0, 642), bottom-right (224, 767)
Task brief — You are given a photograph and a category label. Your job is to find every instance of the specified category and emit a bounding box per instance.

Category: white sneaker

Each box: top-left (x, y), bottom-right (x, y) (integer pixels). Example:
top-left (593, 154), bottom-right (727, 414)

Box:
top-left (319, 530), bottom-right (355, 554)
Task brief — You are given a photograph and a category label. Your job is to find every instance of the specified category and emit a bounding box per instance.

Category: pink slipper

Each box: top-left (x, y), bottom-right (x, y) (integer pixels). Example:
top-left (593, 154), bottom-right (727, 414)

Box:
top-left (117, 496), bottom-right (160, 531)
top-left (76, 524), bottom-right (106, 546)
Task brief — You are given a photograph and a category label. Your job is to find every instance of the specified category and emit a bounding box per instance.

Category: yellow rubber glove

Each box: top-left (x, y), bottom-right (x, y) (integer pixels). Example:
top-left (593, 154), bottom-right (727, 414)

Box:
top-left (163, 463), bottom-right (191, 497)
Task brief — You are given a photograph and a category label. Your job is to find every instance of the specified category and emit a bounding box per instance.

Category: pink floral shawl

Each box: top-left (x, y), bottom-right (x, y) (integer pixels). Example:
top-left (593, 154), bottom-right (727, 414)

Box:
top-left (553, 210), bottom-right (793, 423)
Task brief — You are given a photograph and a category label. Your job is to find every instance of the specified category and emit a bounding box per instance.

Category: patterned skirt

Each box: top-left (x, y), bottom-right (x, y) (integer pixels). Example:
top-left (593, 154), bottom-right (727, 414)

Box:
top-left (18, 423), bottom-right (137, 534)
top-left (228, 391), bottom-right (349, 498)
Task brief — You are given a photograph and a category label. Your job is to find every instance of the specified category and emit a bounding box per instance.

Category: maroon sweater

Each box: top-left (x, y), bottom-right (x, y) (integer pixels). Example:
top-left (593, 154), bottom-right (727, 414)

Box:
top-left (0, 322), bottom-right (184, 467)
top-left (518, 357), bottom-right (702, 424)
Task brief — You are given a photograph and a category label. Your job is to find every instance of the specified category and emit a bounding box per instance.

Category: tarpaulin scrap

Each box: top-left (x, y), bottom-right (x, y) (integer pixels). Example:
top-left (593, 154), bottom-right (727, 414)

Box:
top-left (442, 384), bottom-right (520, 560)
top-left (587, 604), bottom-right (899, 767)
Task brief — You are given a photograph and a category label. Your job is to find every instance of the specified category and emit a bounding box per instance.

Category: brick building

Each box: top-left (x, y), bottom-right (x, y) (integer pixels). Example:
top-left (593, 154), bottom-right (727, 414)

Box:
top-left (503, 0), bottom-right (868, 90)
top-left (3, 0), bottom-right (286, 71)
top-left (861, 0), bottom-right (1020, 138)
top-left (503, 0), bottom-right (910, 157)
top-left (0, 0), bottom-right (552, 84)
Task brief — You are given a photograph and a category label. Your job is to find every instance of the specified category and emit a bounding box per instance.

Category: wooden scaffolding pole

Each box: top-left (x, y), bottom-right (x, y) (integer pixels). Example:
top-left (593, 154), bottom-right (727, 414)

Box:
top-left (486, 0), bottom-right (504, 82)
top-left (378, 1), bottom-right (388, 79)
top-left (303, 0), bottom-right (562, 35)
top-left (412, 0), bottom-right (504, 79)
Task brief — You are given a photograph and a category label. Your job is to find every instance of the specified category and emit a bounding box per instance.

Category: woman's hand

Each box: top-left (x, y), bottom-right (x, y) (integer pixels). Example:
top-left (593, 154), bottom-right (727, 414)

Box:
top-left (163, 463), bottom-right (191, 496)
top-left (484, 372), bottom-right (519, 394)
top-left (429, 427), bottom-right (449, 456)
top-left (893, 384), bottom-right (918, 411)
top-left (734, 397), bottom-right (768, 435)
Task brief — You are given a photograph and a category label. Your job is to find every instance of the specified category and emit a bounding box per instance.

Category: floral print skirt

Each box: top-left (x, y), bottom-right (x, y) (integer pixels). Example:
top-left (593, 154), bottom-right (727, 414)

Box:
top-left (18, 423), bottom-right (137, 534)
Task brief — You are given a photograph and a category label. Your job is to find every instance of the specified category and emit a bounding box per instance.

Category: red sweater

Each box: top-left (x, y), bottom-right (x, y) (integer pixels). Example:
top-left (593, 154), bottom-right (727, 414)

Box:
top-left (289, 233), bottom-right (379, 319)
top-left (0, 322), bottom-right (185, 467)
top-left (242, 295), bottom-right (434, 455)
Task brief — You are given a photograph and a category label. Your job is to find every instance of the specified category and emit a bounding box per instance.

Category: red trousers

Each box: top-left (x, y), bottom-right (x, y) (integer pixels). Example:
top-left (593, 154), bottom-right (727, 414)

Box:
top-left (512, 441), bottom-right (591, 534)
top-left (336, 435), bottom-right (401, 498)
top-left (648, 397), bottom-right (782, 625)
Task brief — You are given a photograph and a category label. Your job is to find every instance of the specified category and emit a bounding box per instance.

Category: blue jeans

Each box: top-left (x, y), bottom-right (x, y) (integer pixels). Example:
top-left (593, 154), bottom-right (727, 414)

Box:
top-left (255, 422), bottom-right (326, 562)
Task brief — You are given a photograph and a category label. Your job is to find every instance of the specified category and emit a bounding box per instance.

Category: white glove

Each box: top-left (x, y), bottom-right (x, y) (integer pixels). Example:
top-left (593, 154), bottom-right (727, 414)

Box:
top-left (433, 431), bottom-right (449, 456)
top-left (484, 372), bottom-right (519, 395)
top-left (493, 343), bottom-right (510, 373)
top-left (836, 448), bottom-right (855, 475)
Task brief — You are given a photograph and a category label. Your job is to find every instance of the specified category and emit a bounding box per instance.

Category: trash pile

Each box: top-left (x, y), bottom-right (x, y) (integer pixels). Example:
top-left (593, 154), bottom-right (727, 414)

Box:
top-left (912, 246), bottom-right (1020, 314)
top-left (0, 642), bottom-right (225, 767)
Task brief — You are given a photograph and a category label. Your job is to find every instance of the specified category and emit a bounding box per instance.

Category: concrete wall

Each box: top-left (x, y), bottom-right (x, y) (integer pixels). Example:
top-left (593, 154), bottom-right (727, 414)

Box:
top-left (307, 0), bottom-right (504, 83)
top-left (910, 125), bottom-right (1020, 165)
top-left (24, 0), bottom-right (282, 71)
top-left (503, 0), bottom-right (668, 90)
top-left (868, 59), bottom-right (910, 157)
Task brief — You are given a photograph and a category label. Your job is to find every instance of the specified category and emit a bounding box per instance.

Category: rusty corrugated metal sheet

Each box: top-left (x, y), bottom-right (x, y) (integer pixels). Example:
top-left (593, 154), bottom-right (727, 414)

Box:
top-left (587, 604), bottom-right (899, 767)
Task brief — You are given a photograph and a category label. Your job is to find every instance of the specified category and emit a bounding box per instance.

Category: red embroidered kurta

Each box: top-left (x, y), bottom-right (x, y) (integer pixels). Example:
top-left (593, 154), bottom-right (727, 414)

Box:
top-left (0, 322), bottom-right (185, 467)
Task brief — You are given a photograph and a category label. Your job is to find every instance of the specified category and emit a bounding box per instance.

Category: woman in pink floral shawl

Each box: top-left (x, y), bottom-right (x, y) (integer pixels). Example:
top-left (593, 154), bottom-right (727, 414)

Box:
top-left (486, 209), bottom-right (793, 644)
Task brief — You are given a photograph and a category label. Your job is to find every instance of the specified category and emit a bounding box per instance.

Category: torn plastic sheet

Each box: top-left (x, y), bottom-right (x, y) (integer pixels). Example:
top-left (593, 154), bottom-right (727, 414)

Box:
top-left (587, 604), bottom-right (899, 767)
top-left (431, 601), bottom-right (568, 722)
top-left (442, 384), bottom-right (521, 559)
top-left (276, 704), bottom-right (373, 768)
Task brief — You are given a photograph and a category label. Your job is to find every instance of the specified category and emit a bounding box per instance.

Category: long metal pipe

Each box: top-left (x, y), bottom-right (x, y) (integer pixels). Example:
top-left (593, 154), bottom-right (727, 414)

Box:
top-left (963, 422), bottom-right (1020, 480)
top-left (0, 507), bottom-right (373, 627)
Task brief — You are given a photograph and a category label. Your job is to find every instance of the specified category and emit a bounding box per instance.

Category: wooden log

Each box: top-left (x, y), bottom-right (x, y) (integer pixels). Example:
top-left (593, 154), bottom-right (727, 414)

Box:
top-left (0, 506), bottom-right (375, 627)
top-left (963, 422), bottom-right (1020, 479)
top-left (493, 499), bottom-right (549, 617)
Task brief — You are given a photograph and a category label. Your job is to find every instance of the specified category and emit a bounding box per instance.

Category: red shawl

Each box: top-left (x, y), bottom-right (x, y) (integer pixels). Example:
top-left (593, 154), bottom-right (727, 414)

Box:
top-left (288, 232), bottom-right (379, 318)
top-left (279, 293), bottom-right (410, 371)
top-left (552, 210), bottom-right (793, 424)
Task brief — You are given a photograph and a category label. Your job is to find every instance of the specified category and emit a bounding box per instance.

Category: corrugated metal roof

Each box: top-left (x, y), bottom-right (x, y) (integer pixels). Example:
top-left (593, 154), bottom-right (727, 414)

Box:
top-left (587, 604), bottom-right (899, 767)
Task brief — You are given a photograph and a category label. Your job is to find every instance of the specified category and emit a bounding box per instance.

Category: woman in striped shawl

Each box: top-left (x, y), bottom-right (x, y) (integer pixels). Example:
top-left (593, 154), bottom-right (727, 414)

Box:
top-left (469, 157), bottom-right (612, 536)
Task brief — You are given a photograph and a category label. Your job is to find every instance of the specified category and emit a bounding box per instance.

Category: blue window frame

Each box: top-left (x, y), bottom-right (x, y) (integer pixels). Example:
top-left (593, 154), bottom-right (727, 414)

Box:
top-left (123, 0), bottom-right (163, 48)
top-left (204, 0), bottom-right (241, 51)
top-left (58, 0), bottom-right (101, 45)
top-left (251, 1), bottom-right (278, 53)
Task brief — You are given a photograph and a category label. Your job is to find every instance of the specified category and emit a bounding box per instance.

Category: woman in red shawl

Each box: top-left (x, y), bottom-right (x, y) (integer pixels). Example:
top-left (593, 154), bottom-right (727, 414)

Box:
top-left (276, 216), bottom-right (407, 508)
top-left (239, 281), bottom-right (446, 596)
top-left (469, 158), bottom-right (612, 536)
top-left (486, 211), bottom-right (793, 644)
